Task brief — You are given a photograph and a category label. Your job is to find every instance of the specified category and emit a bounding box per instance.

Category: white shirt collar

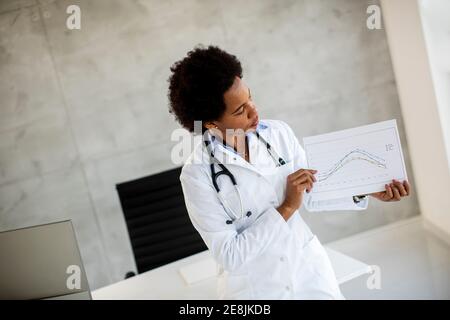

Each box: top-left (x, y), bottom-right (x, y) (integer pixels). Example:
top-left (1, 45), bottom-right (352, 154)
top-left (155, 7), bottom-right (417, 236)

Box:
top-left (208, 121), bottom-right (269, 156)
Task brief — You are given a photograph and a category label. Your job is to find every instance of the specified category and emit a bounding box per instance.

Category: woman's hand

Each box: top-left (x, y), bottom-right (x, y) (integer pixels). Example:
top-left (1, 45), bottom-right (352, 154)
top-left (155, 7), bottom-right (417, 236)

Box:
top-left (277, 168), bottom-right (317, 221)
top-left (369, 179), bottom-right (411, 202)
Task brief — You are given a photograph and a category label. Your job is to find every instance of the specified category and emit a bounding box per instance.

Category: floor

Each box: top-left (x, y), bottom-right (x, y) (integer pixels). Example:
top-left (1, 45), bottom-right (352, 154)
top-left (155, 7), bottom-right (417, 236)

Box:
top-left (328, 216), bottom-right (450, 299)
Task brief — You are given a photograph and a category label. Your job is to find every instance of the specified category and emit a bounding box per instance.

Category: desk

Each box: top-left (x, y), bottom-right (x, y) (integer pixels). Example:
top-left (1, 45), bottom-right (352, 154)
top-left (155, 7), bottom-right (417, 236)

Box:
top-left (92, 247), bottom-right (372, 300)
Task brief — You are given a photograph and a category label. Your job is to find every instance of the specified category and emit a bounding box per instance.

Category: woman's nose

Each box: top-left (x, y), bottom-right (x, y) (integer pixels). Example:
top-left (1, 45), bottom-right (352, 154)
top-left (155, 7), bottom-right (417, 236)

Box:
top-left (247, 103), bottom-right (258, 117)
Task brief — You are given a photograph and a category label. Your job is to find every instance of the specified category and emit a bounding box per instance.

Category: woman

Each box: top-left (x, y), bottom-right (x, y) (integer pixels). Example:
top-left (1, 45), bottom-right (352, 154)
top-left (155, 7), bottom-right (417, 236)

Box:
top-left (168, 45), bottom-right (410, 299)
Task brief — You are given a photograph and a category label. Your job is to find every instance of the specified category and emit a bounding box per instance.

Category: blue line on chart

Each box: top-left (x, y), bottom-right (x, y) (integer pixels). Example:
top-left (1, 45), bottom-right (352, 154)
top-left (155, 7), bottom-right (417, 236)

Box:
top-left (316, 148), bottom-right (387, 182)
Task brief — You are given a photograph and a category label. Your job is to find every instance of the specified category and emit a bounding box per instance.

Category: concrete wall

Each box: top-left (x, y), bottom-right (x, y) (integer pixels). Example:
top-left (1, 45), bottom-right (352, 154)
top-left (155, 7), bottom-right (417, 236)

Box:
top-left (0, 0), bottom-right (420, 290)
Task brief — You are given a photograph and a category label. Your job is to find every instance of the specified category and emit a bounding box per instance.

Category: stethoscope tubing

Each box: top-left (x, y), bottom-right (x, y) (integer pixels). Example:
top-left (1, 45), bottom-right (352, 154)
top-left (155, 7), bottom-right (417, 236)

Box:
top-left (203, 130), bottom-right (286, 223)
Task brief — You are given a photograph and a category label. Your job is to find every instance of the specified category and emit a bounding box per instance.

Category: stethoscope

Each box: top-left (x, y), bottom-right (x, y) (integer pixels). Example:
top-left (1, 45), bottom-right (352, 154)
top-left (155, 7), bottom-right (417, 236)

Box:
top-left (203, 130), bottom-right (286, 225)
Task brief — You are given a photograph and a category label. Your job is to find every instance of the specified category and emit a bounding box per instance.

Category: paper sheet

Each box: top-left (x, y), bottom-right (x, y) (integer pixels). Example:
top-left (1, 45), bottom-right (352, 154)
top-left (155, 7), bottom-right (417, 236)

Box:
top-left (303, 119), bottom-right (408, 201)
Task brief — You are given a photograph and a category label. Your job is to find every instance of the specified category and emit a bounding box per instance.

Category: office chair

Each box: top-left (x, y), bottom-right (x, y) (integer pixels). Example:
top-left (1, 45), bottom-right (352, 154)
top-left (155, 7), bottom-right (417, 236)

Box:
top-left (116, 167), bottom-right (207, 278)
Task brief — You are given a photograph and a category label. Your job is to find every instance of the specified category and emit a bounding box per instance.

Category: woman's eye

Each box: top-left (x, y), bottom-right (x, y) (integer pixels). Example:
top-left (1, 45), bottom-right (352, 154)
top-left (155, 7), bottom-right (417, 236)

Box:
top-left (235, 107), bottom-right (244, 115)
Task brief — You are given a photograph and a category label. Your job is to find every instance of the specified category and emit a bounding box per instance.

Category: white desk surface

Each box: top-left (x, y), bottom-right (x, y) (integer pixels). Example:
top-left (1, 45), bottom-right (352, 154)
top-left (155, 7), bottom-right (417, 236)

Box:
top-left (92, 247), bottom-right (372, 300)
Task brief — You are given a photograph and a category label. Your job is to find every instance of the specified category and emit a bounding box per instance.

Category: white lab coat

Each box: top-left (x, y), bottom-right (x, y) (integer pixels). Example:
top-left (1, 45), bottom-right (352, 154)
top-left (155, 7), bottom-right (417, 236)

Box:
top-left (180, 119), bottom-right (368, 299)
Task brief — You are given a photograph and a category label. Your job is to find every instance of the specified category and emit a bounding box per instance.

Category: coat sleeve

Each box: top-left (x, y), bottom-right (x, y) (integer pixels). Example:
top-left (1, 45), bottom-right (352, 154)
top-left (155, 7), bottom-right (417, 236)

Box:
top-left (278, 121), bottom-right (369, 212)
top-left (180, 165), bottom-right (291, 273)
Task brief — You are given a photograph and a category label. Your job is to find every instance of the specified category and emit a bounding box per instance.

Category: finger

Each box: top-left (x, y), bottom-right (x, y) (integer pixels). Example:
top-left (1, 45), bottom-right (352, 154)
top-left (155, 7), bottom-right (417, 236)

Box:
top-left (288, 169), bottom-right (317, 180)
top-left (385, 184), bottom-right (393, 199)
top-left (297, 179), bottom-right (314, 193)
top-left (289, 168), bottom-right (317, 181)
top-left (292, 175), bottom-right (314, 186)
top-left (393, 180), bottom-right (407, 196)
top-left (306, 181), bottom-right (313, 193)
top-left (307, 180), bottom-right (314, 192)
top-left (304, 170), bottom-right (317, 182)
top-left (298, 181), bottom-right (313, 193)
top-left (392, 184), bottom-right (401, 201)
top-left (298, 179), bottom-right (313, 190)
top-left (403, 180), bottom-right (411, 195)
top-left (289, 171), bottom-right (316, 184)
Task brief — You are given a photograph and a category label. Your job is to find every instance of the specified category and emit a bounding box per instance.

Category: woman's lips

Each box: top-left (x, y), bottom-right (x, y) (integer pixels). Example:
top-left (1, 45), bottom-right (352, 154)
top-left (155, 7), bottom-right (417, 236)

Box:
top-left (250, 117), bottom-right (259, 128)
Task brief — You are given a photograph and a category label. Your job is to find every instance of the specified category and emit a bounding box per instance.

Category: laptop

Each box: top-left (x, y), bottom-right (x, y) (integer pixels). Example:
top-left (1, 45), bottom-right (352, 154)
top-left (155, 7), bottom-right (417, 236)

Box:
top-left (0, 220), bottom-right (91, 300)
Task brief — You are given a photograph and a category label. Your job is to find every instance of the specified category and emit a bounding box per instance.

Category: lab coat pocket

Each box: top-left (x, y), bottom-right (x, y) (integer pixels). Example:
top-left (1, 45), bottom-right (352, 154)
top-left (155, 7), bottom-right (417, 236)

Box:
top-left (300, 235), bottom-right (342, 299)
top-left (219, 273), bottom-right (252, 300)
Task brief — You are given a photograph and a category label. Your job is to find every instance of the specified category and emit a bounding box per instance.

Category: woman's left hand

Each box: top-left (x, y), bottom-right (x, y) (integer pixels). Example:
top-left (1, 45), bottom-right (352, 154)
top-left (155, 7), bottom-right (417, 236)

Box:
top-left (369, 179), bottom-right (411, 202)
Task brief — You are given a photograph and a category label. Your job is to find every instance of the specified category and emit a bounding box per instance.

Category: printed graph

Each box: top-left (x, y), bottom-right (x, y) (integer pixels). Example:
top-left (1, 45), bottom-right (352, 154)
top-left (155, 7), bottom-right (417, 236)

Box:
top-left (316, 148), bottom-right (387, 182)
top-left (303, 120), bottom-right (408, 201)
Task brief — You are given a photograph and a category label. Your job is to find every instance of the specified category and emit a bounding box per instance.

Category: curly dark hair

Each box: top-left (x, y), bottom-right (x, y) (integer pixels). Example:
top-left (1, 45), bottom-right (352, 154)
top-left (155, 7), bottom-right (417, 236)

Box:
top-left (168, 45), bottom-right (243, 133)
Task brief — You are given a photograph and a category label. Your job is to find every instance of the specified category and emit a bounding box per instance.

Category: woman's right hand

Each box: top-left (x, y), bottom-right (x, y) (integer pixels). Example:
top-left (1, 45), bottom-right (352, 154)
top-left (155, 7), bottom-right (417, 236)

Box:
top-left (277, 168), bottom-right (317, 221)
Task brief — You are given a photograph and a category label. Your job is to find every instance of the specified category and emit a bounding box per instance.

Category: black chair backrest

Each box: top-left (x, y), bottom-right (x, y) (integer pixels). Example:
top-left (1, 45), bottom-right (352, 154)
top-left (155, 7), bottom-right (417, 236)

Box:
top-left (116, 166), bottom-right (207, 274)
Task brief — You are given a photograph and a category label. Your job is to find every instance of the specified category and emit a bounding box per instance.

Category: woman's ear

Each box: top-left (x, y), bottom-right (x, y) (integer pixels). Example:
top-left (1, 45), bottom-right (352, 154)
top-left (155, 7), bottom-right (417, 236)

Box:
top-left (205, 122), bottom-right (218, 130)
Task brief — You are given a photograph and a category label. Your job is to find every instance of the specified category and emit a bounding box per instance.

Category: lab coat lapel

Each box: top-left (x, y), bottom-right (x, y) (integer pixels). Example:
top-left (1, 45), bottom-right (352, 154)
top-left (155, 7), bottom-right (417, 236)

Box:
top-left (211, 138), bottom-right (262, 176)
top-left (210, 128), bottom-right (287, 205)
top-left (209, 126), bottom-right (279, 176)
top-left (247, 130), bottom-right (279, 175)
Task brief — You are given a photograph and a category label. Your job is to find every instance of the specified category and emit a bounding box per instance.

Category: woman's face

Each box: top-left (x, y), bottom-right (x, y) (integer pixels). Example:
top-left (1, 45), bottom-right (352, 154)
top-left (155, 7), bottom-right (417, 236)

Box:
top-left (206, 76), bottom-right (259, 136)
